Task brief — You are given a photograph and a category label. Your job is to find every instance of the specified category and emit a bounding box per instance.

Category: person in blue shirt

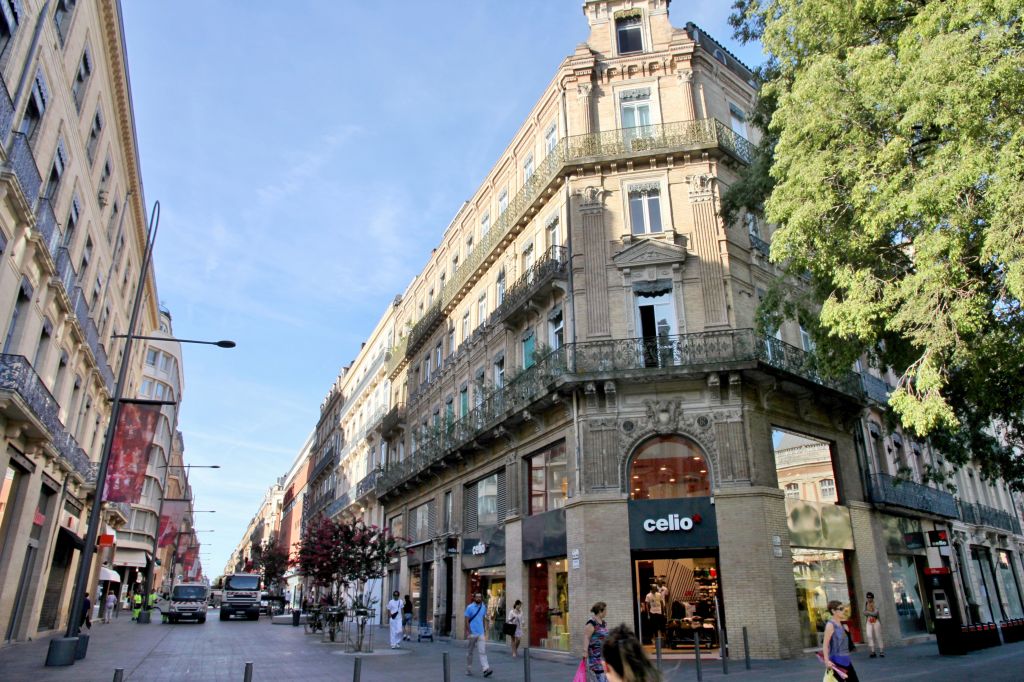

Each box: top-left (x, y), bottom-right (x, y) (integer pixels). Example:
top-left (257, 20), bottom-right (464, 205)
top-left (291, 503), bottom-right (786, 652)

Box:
top-left (464, 592), bottom-right (493, 677)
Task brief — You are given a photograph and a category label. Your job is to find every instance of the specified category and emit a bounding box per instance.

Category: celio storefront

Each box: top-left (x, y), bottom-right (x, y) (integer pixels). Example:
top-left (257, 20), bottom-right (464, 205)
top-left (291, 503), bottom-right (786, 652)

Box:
top-left (627, 435), bottom-right (723, 654)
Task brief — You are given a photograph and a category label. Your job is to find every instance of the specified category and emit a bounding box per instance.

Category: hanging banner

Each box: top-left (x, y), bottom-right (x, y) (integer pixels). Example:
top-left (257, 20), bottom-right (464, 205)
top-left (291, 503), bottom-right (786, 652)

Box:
top-left (157, 500), bottom-right (190, 548)
top-left (103, 401), bottom-right (162, 503)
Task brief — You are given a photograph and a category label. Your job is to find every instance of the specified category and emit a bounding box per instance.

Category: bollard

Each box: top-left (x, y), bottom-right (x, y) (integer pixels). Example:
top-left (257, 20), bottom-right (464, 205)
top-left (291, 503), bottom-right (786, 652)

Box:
top-left (112, 669), bottom-right (124, 682)
top-left (243, 661), bottom-right (253, 682)
top-left (442, 651), bottom-right (450, 682)
top-left (694, 630), bottom-right (703, 682)
top-left (523, 646), bottom-right (531, 682)
top-left (742, 626), bottom-right (751, 670)
top-left (352, 656), bottom-right (362, 682)
top-left (655, 635), bottom-right (662, 671)
top-left (721, 629), bottom-right (729, 675)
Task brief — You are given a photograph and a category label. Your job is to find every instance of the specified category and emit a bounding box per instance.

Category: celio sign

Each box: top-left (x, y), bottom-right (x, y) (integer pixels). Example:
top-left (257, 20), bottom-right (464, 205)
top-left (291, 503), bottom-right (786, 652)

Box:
top-left (642, 513), bottom-right (703, 533)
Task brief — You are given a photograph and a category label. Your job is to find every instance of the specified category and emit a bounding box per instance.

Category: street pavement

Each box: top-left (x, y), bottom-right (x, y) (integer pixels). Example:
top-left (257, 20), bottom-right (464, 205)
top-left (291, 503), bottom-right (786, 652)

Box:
top-left (1, 609), bottom-right (1024, 681)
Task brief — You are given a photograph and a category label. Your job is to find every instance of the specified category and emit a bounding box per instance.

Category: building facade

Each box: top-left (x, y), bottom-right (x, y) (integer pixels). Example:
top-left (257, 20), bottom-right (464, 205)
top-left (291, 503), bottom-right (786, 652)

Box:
top-left (362, 0), bottom-right (1022, 660)
top-left (0, 0), bottom-right (162, 643)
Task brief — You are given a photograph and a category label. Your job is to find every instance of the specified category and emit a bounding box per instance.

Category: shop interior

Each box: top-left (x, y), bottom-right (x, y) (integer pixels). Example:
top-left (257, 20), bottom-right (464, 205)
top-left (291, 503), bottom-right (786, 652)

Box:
top-left (467, 567), bottom-right (506, 642)
top-left (529, 557), bottom-right (570, 651)
top-left (633, 555), bottom-right (721, 655)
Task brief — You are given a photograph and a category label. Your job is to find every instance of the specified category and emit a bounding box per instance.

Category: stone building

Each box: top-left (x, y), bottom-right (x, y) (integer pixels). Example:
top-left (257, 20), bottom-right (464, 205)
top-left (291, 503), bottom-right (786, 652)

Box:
top-left (0, 0), bottom-right (162, 643)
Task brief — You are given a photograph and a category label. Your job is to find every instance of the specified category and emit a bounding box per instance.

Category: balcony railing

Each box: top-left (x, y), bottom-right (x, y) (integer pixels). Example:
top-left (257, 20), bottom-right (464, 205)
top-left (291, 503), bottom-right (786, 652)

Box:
top-left (491, 246), bottom-right (568, 325)
top-left (749, 233), bottom-right (770, 258)
top-left (866, 473), bottom-right (958, 518)
top-left (958, 500), bottom-right (1022, 534)
top-left (380, 403), bottom-right (406, 435)
top-left (400, 119), bottom-right (754, 364)
top-left (0, 73), bottom-right (14, 142)
top-left (861, 373), bottom-right (892, 405)
top-left (385, 334), bottom-right (408, 379)
top-left (309, 447), bottom-right (337, 484)
top-left (0, 354), bottom-right (93, 479)
top-left (67, 285), bottom-right (116, 392)
top-left (379, 329), bottom-right (863, 496)
top-left (7, 132), bottom-right (41, 202)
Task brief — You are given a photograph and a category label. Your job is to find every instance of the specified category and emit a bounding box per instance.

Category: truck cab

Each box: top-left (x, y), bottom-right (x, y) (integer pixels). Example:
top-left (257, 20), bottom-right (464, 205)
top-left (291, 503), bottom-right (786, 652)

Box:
top-left (165, 583), bottom-right (209, 624)
top-left (219, 573), bottom-right (261, 621)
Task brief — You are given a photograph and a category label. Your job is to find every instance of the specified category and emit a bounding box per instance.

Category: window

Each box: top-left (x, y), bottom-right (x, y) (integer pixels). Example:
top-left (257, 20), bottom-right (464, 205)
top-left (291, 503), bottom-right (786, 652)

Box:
top-left (529, 441), bottom-right (567, 514)
top-left (799, 325), bottom-right (814, 352)
top-left (451, 253), bottom-right (459, 273)
top-left (616, 14), bottom-right (644, 54)
top-left (480, 212), bottom-right (490, 235)
top-left (545, 122), bottom-right (558, 153)
top-left (523, 154), bottom-right (534, 182)
top-left (444, 398), bottom-right (454, 428)
top-left (498, 188), bottom-right (508, 215)
top-left (64, 196), bottom-right (80, 247)
top-left (79, 236), bottom-right (93, 271)
top-left (548, 309), bottom-right (564, 350)
top-left (0, 0), bottom-right (20, 59)
top-left (461, 311), bottom-right (470, 345)
top-left (477, 293), bottom-right (487, 326)
top-left (477, 472), bottom-right (499, 527)
top-left (729, 103), bottom-right (747, 138)
top-left (434, 342), bottom-right (442, 370)
top-left (33, 318), bottom-right (52, 370)
top-left (72, 46), bottom-right (92, 111)
top-left (86, 106), bottom-right (102, 164)
top-left (443, 491), bottom-right (453, 533)
top-left (466, 235), bottom-right (473, 256)
top-left (745, 212), bottom-right (760, 238)
top-left (459, 386), bottom-right (469, 417)
top-left (493, 355), bottom-right (505, 388)
top-left (496, 269), bottom-right (506, 305)
top-left (818, 479), bottom-right (836, 500)
top-left (140, 379), bottom-right (154, 398)
top-left (447, 326), bottom-right (455, 357)
top-left (545, 217), bottom-right (559, 251)
top-left (629, 435), bottom-right (710, 500)
top-left (43, 140), bottom-right (67, 200)
top-left (145, 348), bottom-right (159, 366)
top-left (90, 275), bottom-right (102, 309)
top-left (409, 502), bottom-right (433, 543)
top-left (620, 88), bottom-right (652, 143)
top-left (785, 483), bottom-right (800, 499)
top-left (54, 0), bottom-right (76, 46)
top-left (628, 184), bottom-right (662, 234)
top-left (388, 514), bottom-right (404, 544)
top-left (522, 332), bottom-right (536, 369)
top-left (19, 69), bottom-right (46, 143)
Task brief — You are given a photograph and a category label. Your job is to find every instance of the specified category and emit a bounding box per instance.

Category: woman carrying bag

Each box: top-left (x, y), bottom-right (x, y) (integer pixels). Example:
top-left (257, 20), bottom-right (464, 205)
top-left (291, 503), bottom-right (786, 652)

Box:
top-left (504, 600), bottom-right (524, 657)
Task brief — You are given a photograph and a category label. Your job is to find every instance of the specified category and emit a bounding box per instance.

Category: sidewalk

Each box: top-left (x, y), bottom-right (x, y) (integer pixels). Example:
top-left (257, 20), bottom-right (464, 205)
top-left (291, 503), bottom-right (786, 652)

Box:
top-left (1, 612), bottom-right (1023, 681)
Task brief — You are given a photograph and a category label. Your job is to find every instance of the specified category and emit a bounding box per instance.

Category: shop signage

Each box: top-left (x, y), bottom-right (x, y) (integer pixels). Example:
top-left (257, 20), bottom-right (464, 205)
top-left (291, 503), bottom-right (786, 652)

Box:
top-left (924, 567), bottom-right (950, 576)
top-left (462, 525), bottom-right (505, 569)
top-left (628, 497), bottom-right (718, 550)
top-left (522, 509), bottom-right (567, 561)
top-left (471, 542), bottom-right (487, 555)
top-left (927, 530), bottom-right (949, 547)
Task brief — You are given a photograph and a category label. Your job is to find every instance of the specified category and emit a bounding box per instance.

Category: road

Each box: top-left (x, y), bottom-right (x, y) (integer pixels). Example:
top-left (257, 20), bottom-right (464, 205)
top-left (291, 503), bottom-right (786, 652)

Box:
top-left (1, 609), bottom-right (1023, 681)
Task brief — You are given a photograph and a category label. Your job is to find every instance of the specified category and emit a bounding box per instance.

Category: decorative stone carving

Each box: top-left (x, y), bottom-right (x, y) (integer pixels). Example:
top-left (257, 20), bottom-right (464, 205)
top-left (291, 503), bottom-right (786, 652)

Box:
top-left (603, 381), bottom-right (617, 409)
top-left (577, 83), bottom-right (593, 99)
top-left (577, 186), bottom-right (608, 212)
top-left (686, 173), bottom-right (716, 202)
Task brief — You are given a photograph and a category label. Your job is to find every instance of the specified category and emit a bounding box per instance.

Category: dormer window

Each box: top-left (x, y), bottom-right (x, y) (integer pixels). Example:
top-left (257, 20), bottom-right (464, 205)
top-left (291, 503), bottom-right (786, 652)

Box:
top-left (616, 14), bottom-right (644, 54)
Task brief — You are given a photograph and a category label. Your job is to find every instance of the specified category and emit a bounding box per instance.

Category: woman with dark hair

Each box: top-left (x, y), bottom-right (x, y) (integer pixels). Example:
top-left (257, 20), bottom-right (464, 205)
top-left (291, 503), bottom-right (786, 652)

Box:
top-left (505, 599), bottom-right (524, 657)
top-left (402, 595), bottom-right (414, 641)
top-left (822, 601), bottom-right (860, 681)
top-left (584, 602), bottom-right (610, 681)
top-left (601, 624), bottom-right (660, 682)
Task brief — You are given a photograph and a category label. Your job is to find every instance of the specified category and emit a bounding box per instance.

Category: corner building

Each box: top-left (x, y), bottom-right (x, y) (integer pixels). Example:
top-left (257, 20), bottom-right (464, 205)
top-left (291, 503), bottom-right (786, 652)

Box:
top-left (374, 0), bottom-right (956, 659)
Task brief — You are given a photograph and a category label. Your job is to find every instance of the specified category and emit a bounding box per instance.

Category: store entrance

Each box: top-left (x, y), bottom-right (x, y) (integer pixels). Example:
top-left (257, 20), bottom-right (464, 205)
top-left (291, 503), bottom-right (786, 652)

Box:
top-left (632, 552), bottom-right (722, 656)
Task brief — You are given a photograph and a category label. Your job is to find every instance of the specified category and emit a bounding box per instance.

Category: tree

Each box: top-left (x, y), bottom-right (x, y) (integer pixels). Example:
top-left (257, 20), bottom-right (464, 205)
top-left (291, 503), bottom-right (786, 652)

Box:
top-left (252, 540), bottom-right (290, 594)
top-left (727, 0), bottom-right (1024, 488)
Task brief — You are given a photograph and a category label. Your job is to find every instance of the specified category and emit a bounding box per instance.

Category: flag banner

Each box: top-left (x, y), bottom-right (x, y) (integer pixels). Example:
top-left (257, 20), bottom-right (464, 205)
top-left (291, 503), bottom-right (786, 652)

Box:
top-left (103, 401), bottom-right (162, 503)
top-left (157, 500), bottom-right (190, 547)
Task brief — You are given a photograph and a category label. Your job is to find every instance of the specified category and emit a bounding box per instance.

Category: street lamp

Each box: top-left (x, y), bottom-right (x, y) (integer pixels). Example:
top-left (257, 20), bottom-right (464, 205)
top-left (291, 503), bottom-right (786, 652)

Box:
top-left (53, 201), bottom-right (235, 666)
top-left (113, 334), bottom-right (236, 348)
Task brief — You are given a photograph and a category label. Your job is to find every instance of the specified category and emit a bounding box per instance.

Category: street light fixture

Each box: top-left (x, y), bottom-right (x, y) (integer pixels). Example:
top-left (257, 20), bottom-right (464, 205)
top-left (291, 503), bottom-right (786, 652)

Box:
top-left (113, 334), bottom-right (236, 348)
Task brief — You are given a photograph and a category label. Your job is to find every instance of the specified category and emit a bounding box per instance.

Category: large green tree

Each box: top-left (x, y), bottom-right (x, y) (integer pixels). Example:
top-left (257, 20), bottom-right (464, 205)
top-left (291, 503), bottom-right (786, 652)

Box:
top-left (727, 0), bottom-right (1024, 488)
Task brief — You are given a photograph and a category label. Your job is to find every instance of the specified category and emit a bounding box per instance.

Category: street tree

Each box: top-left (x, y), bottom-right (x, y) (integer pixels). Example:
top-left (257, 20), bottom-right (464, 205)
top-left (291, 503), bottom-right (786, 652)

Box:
top-left (253, 540), bottom-right (290, 595)
top-left (726, 0), bottom-right (1024, 487)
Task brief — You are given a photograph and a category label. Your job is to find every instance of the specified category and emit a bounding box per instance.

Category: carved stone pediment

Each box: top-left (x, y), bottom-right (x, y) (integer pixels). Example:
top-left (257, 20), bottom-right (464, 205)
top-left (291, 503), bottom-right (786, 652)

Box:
top-left (612, 238), bottom-right (686, 269)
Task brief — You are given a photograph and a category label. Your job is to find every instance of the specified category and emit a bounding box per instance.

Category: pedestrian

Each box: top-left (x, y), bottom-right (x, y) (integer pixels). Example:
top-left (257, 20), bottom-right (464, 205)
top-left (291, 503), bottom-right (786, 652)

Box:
top-left (863, 592), bottom-right (884, 658)
top-left (132, 591), bottom-right (143, 621)
top-left (505, 599), bottom-right (524, 658)
top-left (644, 584), bottom-right (665, 641)
top-left (387, 590), bottom-right (404, 649)
top-left (601, 624), bottom-right (660, 682)
top-left (822, 601), bottom-right (860, 682)
top-left (81, 592), bottom-right (92, 630)
top-left (584, 601), bottom-right (610, 681)
top-left (104, 591), bottom-right (116, 624)
top-left (148, 590), bottom-right (159, 613)
top-left (464, 592), bottom-right (493, 677)
top-left (403, 594), bottom-right (414, 641)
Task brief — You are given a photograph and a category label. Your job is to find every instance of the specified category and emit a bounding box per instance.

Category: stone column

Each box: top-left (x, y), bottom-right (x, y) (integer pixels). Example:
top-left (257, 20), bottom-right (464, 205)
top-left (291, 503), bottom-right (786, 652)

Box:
top-left (686, 173), bottom-right (729, 327)
top-left (576, 187), bottom-right (611, 338)
top-left (577, 83), bottom-right (593, 136)
top-left (677, 70), bottom-right (697, 121)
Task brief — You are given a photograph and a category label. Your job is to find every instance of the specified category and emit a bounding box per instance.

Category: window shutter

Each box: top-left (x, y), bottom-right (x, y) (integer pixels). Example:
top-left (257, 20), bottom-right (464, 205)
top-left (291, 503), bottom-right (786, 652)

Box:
top-left (496, 469), bottom-right (507, 521)
top-left (427, 500), bottom-right (436, 537)
top-left (464, 481), bottom-right (478, 533)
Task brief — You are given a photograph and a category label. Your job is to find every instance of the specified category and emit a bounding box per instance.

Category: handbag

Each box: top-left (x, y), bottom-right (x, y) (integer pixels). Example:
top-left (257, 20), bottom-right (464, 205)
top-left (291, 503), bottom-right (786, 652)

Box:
top-left (572, 659), bottom-right (588, 682)
top-left (502, 622), bottom-right (517, 637)
top-left (823, 670), bottom-right (838, 682)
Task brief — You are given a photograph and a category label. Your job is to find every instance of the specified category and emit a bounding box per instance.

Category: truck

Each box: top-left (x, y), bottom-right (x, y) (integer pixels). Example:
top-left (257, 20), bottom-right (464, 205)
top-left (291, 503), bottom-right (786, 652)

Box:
top-left (219, 573), bottom-right (261, 621)
top-left (164, 583), bottom-right (209, 624)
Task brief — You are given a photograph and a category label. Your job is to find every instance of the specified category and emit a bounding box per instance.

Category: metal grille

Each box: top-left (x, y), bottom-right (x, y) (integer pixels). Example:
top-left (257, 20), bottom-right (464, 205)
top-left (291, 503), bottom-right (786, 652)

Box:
top-left (463, 481), bottom-right (478, 533)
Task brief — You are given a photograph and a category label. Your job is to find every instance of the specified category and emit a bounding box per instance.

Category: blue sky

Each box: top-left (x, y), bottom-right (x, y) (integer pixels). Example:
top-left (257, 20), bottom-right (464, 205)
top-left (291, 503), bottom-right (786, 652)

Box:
top-left (120, 1), bottom-right (764, 576)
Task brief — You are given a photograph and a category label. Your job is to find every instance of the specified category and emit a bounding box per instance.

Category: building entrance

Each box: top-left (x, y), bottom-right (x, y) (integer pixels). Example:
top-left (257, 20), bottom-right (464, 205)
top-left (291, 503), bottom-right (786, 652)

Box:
top-left (632, 552), bottom-right (722, 655)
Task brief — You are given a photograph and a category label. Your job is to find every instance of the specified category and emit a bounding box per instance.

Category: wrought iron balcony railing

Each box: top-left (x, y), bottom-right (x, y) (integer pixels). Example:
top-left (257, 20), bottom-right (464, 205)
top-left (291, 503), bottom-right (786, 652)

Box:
top-left (0, 73), bottom-right (13, 143)
top-left (399, 119), bottom-right (754, 364)
top-left (7, 131), bottom-right (41, 202)
top-left (866, 473), bottom-right (958, 518)
top-left (958, 500), bottom-right (1022, 535)
top-left (309, 447), bottom-right (337, 484)
top-left (749, 233), bottom-right (770, 258)
top-left (861, 373), bottom-right (892, 405)
top-left (0, 354), bottom-right (93, 479)
top-left (491, 246), bottom-right (568, 325)
top-left (380, 403), bottom-right (406, 436)
top-left (67, 285), bottom-right (116, 392)
top-left (757, 336), bottom-right (864, 396)
top-left (385, 334), bottom-right (409, 379)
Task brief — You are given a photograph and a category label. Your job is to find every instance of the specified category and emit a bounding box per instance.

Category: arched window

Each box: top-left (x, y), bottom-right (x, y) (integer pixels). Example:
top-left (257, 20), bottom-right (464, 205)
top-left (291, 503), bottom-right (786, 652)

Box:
top-left (629, 435), bottom-right (710, 500)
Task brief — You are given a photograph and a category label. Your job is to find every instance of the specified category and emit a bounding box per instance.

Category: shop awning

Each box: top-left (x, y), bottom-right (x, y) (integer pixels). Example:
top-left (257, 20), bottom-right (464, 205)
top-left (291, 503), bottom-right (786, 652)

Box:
top-left (99, 566), bottom-right (121, 583)
top-left (57, 526), bottom-right (85, 550)
top-left (113, 548), bottom-right (149, 568)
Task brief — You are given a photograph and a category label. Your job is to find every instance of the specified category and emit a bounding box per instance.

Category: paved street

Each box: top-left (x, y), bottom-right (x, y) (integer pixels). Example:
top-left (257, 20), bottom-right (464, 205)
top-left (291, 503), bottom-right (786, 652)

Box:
top-left (2, 610), bottom-right (1024, 681)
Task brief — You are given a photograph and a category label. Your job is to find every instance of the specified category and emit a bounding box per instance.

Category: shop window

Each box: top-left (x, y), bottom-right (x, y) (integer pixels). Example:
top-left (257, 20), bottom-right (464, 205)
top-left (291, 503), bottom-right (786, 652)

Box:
top-left (997, 550), bottom-right (1024, 619)
top-left (468, 568), bottom-right (506, 643)
top-left (792, 548), bottom-right (853, 648)
top-left (629, 435), bottom-right (710, 500)
top-left (773, 429), bottom-right (840, 503)
top-left (528, 441), bottom-right (567, 515)
top-left (888, 555), bottom-right (927, 636)
top-left (529, 557), bottom-right (570, 650)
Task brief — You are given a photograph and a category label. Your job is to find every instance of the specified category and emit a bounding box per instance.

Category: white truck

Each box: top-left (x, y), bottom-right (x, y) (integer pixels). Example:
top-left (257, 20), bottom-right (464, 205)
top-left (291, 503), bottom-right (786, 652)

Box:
top-left (164, 583), bottom-right (209, 624)
top-left (219, 573), bottom-right (261, 621)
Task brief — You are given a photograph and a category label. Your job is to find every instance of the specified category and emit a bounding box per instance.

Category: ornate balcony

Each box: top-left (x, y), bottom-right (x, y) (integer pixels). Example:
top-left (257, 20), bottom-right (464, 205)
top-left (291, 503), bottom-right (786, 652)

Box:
top-left (866, 473), bottom-right (958, 518)
top-left (861, 373), bottom-right (892, 405)
top-left (491, 246), bottom-right (568, 326)
top-left (0, 73), bottom-right (13, 142)
top-left (380, 403), bottom-right (406, 437)
top-left (958, 500), bottom-right (1022, 534)
top-left (0, 354), bottom-right (93, 479)
top-left (749, 233), bottom-right (770, 258)
top-left (385, 334), bottom-right (409, 380)
top-left (309, 446), bottom-right (337, 484)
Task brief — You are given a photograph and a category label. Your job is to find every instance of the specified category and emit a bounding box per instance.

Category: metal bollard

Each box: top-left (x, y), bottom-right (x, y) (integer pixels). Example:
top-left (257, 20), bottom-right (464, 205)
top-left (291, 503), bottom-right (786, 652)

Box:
top-left (742, 626), bottom-right (751, 670)
top-left (112, 669), bottom-right (124, 682)
top-left (694, 630), bottom-right (703, 682)
top-left (655, 635), bottom-right (662, 671)
top-left (721, 630), bottom-right (729, 675)
top-left (523, 646), bottom-right (531, 682)
top-left (243, 661), bottom-right (253, 682)
top-left (443, 651), bottom-right (450, 682)
top-left (352, 656), bottom-right (362, 682)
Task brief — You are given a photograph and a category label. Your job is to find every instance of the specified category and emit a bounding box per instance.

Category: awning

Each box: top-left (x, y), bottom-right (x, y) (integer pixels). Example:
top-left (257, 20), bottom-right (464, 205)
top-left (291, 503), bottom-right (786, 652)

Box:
top-left (113, 548), bottom-right (149, 568)
top-left (99, 566), bottom-right (121, 583)
top-left (57, 526), bottom-right (85, 550)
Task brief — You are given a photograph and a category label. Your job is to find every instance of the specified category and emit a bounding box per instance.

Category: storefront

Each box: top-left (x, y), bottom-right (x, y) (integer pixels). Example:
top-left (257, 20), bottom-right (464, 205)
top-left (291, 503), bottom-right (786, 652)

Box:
top-left (996, 549), bottom-right (1024, 619)
top-left (628, 496), bottom-right (720, 652)
top-left (523, 508), bottom-right (568, 651)
top-left (463, 524), bottom-right (505, 642)
top-left (970, 546), bottom-right (1005, 623)
top-left (407, 542), bottom-right (433, 627)
top-left (879, 515), bottom-right (930, 637)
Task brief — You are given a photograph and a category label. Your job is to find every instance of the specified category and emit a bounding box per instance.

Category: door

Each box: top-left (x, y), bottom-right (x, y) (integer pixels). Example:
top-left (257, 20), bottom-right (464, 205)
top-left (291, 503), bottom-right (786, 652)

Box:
top-left (636, 289), bottom-right (677, 368)
top-left (622, 100), bottom-right (653, 150)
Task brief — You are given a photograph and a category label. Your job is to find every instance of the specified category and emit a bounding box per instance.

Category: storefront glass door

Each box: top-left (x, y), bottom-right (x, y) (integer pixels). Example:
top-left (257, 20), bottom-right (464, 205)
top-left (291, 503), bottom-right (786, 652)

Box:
top-left (467, 567), bottom-right (506, 642)
top-left (632, 555), bottom-right (721, 653)
top-left (529, 557), bottom-right (569, 650)
top-left (888, 555), bottom-right (927, 636)
top-left (792, 548), bottom-right (853, 648)
top-left (997, 550), bottom-right (1024, 619)
top-left (971, 547), bottom-right (1004, 623)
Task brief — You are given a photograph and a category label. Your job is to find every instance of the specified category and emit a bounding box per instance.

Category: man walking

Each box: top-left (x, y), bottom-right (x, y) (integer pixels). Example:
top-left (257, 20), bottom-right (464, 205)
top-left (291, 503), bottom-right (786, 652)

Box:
top-left (132, 591), bottom-right (143, 621)
top-left (464, 592), bottom-right (493, 677)
top-left (387, 590), bottom-right (404, 649)
top-left (104, 591), bottom-right (116, 623)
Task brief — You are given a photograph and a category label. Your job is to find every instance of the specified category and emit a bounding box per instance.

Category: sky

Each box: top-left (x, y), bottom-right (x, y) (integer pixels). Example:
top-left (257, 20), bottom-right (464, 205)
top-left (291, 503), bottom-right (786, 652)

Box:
top-left (119, 1), bottom-right (764, 577)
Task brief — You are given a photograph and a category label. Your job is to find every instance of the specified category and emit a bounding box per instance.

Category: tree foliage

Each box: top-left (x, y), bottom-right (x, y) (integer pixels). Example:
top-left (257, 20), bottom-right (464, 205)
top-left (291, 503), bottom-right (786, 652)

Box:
top-left (727, 0), bottom-right (1024, 487)
top-left (293, 516), bottom-right (399, 601)
top-left (252, 539), bottom-right (290, 591)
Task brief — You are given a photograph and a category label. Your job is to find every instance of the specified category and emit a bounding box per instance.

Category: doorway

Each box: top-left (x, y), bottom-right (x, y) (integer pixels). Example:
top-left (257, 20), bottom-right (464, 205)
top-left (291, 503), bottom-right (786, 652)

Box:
top-left (635, 287), bottom-right (676, 368)
top-left (632, 552), bottom-right (722, 655)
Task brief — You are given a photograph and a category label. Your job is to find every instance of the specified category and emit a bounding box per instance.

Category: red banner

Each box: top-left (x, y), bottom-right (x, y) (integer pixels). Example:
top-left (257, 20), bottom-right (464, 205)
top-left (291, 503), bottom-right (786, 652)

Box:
top-left (103, 401), bottom-right (162, 503)
top-left (157, 500), bottom-right (190, 548)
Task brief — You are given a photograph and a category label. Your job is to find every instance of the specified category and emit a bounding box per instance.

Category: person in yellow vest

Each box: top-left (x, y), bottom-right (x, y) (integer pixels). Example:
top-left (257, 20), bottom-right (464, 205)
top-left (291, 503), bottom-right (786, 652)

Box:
top-left (132, 591), bottom-right (143, 621)
top-left (148, 591), bottom-right (158, 612)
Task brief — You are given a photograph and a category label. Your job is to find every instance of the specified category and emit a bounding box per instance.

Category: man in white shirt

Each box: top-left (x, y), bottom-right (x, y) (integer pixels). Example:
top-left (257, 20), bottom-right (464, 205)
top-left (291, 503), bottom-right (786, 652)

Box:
top-left (387, 590), bottom-right (404, 649)
top-left (645, 584), bottom-right (666, 640)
